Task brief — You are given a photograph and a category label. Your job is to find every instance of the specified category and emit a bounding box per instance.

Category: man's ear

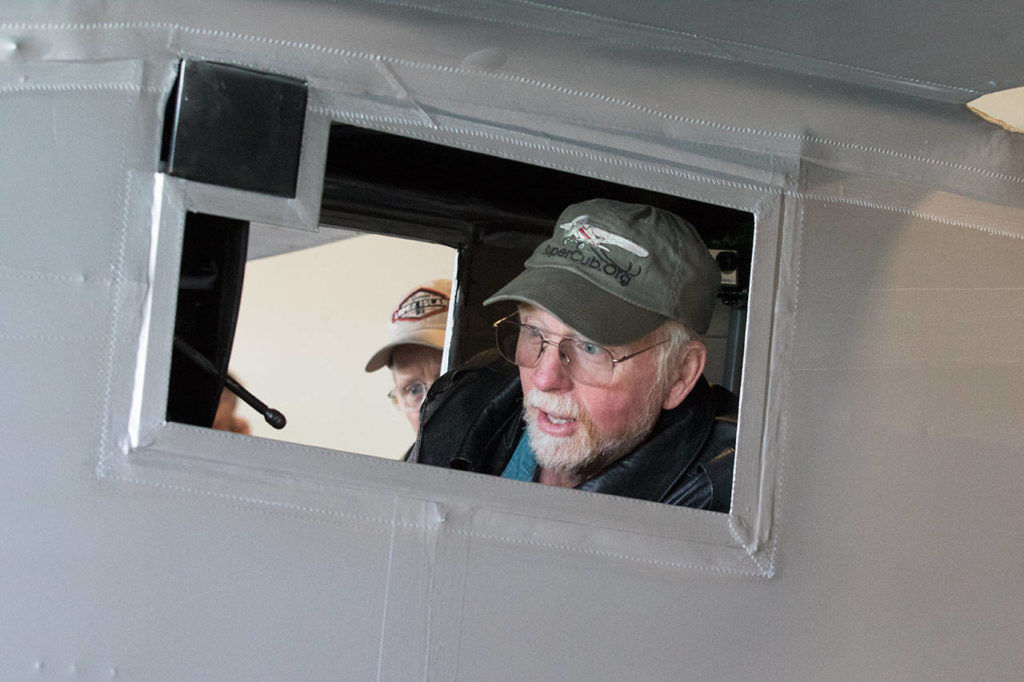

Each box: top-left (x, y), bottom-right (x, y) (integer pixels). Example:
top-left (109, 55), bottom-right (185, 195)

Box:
top-left (662, 341), bottom-right (707, 410)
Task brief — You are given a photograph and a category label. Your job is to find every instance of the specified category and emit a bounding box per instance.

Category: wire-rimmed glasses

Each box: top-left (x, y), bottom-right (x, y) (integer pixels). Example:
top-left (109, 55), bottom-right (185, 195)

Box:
top-left (493, 313), bottom-right (666, 387)
top-left (387, 381), bottom-right (428, 410)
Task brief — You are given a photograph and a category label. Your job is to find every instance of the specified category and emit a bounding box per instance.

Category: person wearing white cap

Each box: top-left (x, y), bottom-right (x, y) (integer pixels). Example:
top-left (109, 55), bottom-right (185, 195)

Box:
top-left (410, 200), bottom-right (736, 511)
top-left (365, 279), bottom-right (451, 433)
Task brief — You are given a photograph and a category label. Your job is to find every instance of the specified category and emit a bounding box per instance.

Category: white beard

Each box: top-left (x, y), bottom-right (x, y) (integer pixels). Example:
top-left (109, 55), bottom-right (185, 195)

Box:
top-left (522, 387), bottom-right (663, 480)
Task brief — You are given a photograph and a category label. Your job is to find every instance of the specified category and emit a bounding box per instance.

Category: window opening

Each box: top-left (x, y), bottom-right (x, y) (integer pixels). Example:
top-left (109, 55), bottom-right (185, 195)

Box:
top-left (165, 123), bottom-right (753, 510)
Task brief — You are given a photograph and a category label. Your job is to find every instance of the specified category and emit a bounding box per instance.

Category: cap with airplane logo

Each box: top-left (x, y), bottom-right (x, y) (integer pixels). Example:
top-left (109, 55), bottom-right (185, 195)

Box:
top-left (484, 198), bottom-right (719, 345)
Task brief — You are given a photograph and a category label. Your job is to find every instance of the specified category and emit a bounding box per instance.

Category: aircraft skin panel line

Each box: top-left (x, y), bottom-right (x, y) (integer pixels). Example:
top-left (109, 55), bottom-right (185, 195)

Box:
top-left (3, 19), bottom-right (1023, 192)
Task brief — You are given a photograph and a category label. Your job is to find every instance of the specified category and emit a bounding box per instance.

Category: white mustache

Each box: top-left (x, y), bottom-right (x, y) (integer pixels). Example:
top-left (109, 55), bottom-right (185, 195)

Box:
top-left (525, 389), bottom-right (582, 422)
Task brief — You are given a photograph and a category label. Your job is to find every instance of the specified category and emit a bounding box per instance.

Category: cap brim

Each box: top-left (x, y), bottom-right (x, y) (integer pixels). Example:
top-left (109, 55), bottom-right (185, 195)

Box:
top-left (483, 268), bottom-right (666, 346)
top-left (364, 328), bottom-right (446, 372)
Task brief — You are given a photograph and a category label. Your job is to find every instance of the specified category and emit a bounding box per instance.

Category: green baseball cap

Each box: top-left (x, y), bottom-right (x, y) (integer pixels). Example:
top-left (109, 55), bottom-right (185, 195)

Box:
top-left (483, 198), bottom-right (720, 345)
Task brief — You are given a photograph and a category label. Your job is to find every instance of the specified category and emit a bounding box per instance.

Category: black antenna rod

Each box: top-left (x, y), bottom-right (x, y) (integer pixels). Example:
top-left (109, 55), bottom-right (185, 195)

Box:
top-left (173, 336), bottom-right (287, 430)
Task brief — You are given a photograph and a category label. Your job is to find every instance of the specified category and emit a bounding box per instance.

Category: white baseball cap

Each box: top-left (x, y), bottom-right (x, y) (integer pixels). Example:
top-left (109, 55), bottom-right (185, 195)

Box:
top-left (364, 279), bottom-right (451, 372)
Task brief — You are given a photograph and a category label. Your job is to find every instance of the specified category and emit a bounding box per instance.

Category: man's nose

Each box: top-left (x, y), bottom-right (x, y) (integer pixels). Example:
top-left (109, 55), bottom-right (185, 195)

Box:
top-left (530, 341), bottom-right (573, 392)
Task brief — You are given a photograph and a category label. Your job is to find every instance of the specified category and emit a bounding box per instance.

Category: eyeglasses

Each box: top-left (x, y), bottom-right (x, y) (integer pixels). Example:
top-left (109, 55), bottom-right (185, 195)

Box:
top-left (493, 314), bottom-right (666, 387)
top-left (387, 381), bottom-right (428, 410)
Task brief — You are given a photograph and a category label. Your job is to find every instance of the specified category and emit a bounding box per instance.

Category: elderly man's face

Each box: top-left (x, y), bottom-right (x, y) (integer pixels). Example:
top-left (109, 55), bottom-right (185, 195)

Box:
top-left (518, 307), bottom-right (673, 480)
top-left (390, 344), bottom-right (443, 432)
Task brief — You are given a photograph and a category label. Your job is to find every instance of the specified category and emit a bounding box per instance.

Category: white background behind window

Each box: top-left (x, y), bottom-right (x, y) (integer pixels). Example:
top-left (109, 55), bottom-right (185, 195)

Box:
top-left (229, 232), bottom-right (456, 458)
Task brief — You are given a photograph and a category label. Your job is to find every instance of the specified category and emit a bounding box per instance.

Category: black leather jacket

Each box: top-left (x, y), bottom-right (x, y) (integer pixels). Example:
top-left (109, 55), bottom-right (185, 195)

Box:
top-left (410, 351), bottom-right (736, 511)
